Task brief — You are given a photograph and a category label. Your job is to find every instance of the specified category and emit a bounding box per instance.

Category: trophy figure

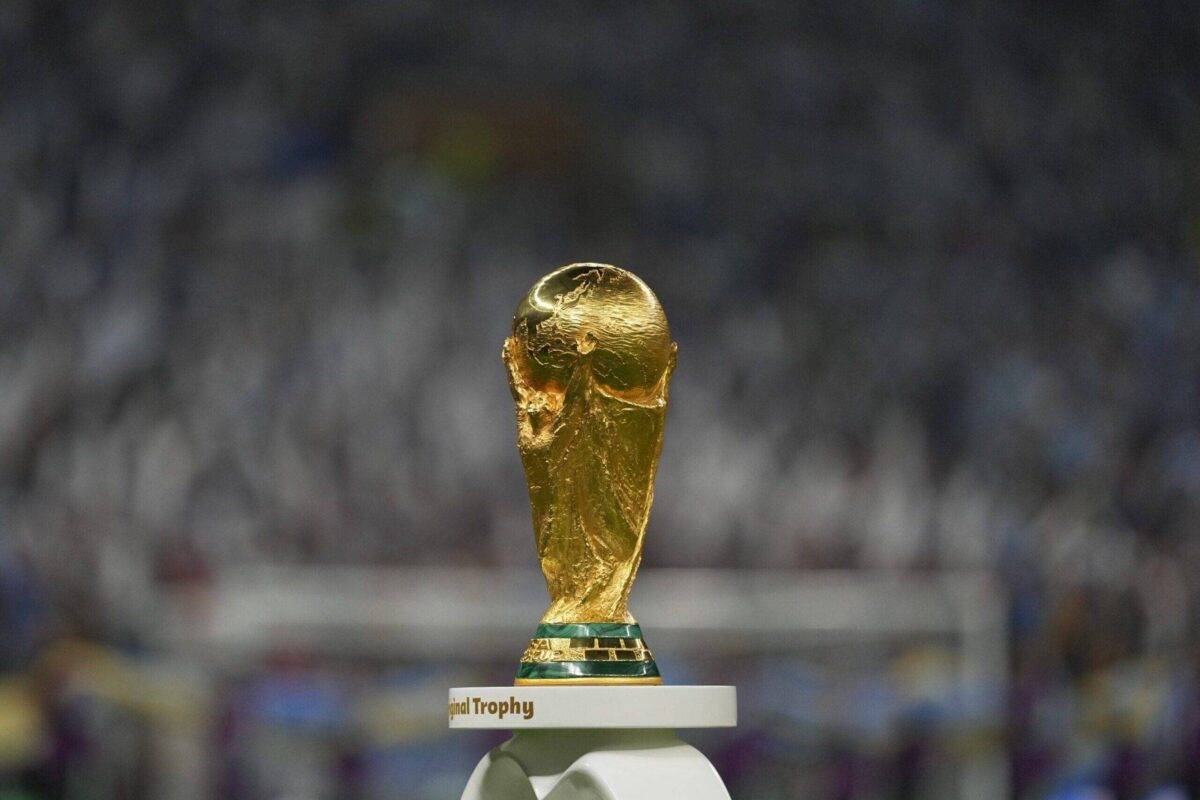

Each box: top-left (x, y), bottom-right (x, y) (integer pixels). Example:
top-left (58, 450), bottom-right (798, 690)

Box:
top-left (451, 264), bottom-right (735, 800)
top-left (503, 264), bottom-right (674, 685)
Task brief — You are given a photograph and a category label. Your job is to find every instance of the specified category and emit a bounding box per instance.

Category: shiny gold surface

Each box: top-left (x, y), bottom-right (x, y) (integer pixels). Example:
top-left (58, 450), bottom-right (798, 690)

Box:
top-left (504, 264), bottom-right (676, 624)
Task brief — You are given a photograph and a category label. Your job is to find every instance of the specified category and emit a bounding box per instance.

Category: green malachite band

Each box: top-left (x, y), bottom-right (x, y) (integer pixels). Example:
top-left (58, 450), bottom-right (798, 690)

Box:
top-left (518, 623), bottom-right (659, 681)
top-left (533, 623), bottom-right (644, 639)
top-left (515, 660), bottom-right (661, 680)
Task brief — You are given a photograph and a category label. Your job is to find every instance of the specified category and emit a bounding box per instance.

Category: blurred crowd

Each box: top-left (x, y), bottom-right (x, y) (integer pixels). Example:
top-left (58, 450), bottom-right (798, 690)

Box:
top-left (1, 1), bottom-right (1199, 798)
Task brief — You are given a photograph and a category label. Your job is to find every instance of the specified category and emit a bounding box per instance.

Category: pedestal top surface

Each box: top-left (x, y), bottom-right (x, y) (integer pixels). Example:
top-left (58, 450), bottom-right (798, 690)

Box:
top-left (448, 685), bottom-right (736, 729)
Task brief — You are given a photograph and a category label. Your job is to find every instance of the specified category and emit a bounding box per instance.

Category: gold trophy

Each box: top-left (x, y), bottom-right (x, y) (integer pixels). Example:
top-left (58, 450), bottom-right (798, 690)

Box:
top-left (503, 264), bottom-right (676, 685)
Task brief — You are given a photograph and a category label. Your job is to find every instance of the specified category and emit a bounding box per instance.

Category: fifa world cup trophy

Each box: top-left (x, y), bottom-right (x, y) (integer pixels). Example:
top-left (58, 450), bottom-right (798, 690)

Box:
top-left (450, 263), bottom-right (733, 800)
top-left (502, 264), bottom-right (676, 685)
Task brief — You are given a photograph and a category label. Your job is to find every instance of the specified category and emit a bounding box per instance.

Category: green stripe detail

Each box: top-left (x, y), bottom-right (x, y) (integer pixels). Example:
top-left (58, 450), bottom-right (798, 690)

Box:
top-left (533, 623), bottom-right (644, 639)
top-left (516, 660), bottom-right (661, 680)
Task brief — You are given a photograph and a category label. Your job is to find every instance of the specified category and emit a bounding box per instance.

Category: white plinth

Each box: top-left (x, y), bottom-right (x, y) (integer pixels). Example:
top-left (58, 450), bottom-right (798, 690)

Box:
top-left (448, 685), bottom-right (736, 729)
top-left (451, 686), bottom-right (736, 800)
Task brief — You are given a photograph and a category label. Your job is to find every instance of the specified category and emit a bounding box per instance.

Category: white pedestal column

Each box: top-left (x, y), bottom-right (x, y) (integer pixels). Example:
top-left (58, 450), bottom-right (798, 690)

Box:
top-left (449, 686), bottom-right (736, 800)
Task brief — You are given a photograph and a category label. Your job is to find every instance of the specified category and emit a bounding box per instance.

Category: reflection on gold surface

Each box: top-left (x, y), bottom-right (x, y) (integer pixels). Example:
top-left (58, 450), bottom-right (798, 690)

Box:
top-left (504, 264), bottom-right (676, 624)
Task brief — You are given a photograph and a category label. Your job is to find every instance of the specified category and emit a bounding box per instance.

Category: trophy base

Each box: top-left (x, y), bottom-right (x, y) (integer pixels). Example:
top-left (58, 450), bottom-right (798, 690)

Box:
top-left (451, 687), bottom-right (735, 799)
top-left (515, 622), bottom-right (661, 685)
top-left (514, 676), bottom-right (662, 686)
top-left (459, 730), bottom-right (731, 800)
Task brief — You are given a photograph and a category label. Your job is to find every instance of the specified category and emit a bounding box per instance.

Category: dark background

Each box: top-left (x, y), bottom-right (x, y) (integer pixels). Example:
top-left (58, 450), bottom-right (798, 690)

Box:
top-left (1, 2), bottom-right (1199, 799)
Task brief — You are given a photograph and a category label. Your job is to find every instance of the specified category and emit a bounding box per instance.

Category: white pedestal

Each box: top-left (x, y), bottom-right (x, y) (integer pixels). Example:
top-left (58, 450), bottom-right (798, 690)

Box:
top-left (449, 686), bottom-right (736, 800)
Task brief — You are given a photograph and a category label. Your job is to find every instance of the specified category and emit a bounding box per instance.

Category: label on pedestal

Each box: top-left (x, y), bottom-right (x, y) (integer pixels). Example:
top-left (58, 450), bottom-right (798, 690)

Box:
top-left (448, 685), bottom-right (736, 729)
